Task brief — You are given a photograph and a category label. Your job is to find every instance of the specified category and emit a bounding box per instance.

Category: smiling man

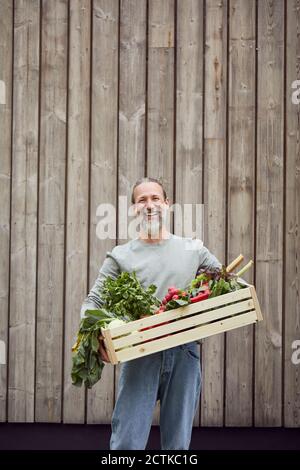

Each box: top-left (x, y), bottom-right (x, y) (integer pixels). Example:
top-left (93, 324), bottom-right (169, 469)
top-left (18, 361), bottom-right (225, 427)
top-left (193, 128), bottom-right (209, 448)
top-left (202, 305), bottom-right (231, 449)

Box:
top-left (132, 178), bottom-right (170, 242)
top-left (80, 177), bottom-right (222, 450)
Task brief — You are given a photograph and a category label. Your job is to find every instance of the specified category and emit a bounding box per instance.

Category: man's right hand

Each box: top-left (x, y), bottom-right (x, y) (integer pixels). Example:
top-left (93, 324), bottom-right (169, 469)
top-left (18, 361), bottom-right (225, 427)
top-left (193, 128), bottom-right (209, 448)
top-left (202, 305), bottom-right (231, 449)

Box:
top-left (98, 335), bottom-right (111, 363)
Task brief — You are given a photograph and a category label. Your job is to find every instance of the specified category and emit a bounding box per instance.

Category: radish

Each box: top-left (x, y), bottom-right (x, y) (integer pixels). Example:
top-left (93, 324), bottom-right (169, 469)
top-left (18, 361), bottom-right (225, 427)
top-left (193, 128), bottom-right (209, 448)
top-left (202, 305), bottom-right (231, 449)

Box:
top-left (168, 286), bottom-right (177, 292)
top-left (170, 288), bottom-right (180, 295)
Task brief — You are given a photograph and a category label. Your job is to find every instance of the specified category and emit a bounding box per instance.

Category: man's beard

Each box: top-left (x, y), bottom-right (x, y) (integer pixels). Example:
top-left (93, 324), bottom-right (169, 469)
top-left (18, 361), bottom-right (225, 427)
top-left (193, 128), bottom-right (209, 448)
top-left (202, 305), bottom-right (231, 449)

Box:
top-left (140, 208), bottom-right (164, 238)
top-left (141, 217), bottom-right (160, 238)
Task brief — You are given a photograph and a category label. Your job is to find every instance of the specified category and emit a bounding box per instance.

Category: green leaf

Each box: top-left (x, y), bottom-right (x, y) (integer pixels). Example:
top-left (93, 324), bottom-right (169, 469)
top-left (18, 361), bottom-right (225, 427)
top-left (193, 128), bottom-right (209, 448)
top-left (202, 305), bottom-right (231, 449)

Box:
top-left (91, 333), bottom-right (99, 353)
top-left (174, 298), bottom-right (189, 306)
top-left (72, 271), bottom-right (160, 389)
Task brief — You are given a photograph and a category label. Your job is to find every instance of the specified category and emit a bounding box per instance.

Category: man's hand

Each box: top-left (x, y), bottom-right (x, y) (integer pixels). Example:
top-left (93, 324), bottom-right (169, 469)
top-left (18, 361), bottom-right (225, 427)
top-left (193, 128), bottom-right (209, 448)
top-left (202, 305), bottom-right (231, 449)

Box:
top-left (98, 335), bottom-right (111, 363)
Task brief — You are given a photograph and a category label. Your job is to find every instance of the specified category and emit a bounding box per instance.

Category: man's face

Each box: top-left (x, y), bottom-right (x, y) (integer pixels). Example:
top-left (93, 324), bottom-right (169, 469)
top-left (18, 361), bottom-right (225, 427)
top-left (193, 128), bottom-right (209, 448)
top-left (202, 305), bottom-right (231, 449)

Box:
top-left (133, 182), bottom-right (169, 237)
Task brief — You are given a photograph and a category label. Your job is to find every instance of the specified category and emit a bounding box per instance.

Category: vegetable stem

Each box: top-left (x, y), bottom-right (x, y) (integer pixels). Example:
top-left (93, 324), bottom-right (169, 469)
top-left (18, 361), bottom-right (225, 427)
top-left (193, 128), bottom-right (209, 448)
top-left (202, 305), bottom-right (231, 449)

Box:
top-left (226, 254), bottom-right (244, 273)
top-left (236, 260), bottom-right (254, 277)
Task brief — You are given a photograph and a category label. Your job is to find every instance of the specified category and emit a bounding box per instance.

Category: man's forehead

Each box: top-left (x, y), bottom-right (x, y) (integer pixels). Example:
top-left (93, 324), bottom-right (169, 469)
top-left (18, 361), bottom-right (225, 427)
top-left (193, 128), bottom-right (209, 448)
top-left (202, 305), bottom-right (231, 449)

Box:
top-left (135, 184), bottom-right (164, 199)
top-left (136, 191), bottom-right (162, 198)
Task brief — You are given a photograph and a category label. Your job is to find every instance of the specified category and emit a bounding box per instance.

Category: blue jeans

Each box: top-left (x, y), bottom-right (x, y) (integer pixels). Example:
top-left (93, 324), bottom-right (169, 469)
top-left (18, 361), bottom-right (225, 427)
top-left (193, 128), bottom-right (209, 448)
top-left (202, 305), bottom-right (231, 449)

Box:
top-left (109, 341), bottom-right (201, 450)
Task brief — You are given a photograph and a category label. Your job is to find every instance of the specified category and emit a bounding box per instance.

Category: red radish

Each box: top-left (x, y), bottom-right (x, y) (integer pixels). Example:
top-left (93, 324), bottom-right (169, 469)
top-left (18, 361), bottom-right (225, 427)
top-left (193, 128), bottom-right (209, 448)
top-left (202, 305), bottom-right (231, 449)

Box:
top-left (190, 289), bottom-right (210, 303)
top-left (172, 294), bottom-right (179, 300)
top-left (169, 288), bottom-right (180, 296)
top-left (171, 289), bottom-right (180, 295)
top-left (168, 286), bottom-right (177, 292)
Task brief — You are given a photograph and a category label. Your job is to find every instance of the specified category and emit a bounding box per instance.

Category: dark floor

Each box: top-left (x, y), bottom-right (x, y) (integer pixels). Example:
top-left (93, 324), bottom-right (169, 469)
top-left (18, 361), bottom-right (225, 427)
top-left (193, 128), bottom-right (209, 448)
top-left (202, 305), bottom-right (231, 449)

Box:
top-left (0, 424), bottom-right (300, 450)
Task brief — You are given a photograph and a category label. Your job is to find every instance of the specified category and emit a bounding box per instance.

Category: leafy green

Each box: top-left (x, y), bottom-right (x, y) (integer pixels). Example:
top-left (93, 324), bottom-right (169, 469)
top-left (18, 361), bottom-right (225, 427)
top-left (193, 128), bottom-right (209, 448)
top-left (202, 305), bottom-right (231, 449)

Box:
top-left (165, 297), bottom-right (190, 311)
top-left (210, 278), bottom-right (231, 297)
top-left (101, 271), bottom-right (160, 321)
top-left (71, 310), bottom-right (117, 388)
top-left (189, 265), bottom-right (245, 298)
top-left (71, 272), bottom-right (160, 389)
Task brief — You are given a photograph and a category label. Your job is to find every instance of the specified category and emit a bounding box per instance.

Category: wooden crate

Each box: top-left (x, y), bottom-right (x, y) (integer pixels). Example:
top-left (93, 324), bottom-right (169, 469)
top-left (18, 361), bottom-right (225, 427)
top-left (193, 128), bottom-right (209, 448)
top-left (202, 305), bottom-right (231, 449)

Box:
top-left (101, 281), bottom-right (263, 365)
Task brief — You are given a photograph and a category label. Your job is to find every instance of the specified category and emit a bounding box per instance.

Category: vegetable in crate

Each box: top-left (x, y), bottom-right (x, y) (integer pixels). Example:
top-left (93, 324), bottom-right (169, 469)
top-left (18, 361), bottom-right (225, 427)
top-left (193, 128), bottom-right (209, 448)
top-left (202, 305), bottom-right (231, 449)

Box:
top-left (188, 265), bottom-right (245, 302)
top-left (140, 286), bottom-right (192, 341)
top-left (162, 286), bottom-right (190, 310)
top-left (101, 271), bottom-right (160, 320)
top-left (71, 308), bottom-right (118, 389)
top-left (71, 271), bottom-right (160, 388)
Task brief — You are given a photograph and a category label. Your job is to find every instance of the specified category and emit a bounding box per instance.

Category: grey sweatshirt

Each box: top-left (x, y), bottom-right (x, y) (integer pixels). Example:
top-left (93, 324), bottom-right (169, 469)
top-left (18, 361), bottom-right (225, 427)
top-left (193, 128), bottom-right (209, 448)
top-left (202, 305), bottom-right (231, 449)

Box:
top-left (80, 234), bottom-right (223, 319)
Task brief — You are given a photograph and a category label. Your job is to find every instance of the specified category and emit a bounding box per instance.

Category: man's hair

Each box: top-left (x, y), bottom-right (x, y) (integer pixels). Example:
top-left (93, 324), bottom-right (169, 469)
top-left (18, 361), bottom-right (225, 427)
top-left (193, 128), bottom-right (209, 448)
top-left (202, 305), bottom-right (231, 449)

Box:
top-left (131, 177), bottom-right (167, 204)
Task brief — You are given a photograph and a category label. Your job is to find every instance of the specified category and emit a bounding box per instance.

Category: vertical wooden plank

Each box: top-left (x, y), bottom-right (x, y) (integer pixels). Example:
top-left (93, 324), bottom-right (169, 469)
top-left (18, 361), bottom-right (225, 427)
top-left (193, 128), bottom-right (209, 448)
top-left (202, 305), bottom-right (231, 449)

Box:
top-left (35, 0), bottom-right (68, 422)
top-left (176, 0), bottom-right (203, 210)
top-left (118, 0), bottom-right (146, 206)
top-left (284, 0), bottom-right (300, 427)
top-left (63, 0), bottom-right (91, 423)
top-left (148, 0), bottom-right (175, 426)
top-left (114, 0), bottom-right (147, 422)
top-left (86, 0), bottom-right (119, 424)
top-left (176, 0), bottom-right (204, 427)
top-left (8, 0), bottom-right (40, 422)
top-left (226, 0), bottom-right (255, 426)
top-left (255, 0), bottom-right (284, 426)
top-left (0, 0), bottom-right (13, 422)
top-left (201, 0), bottom-right (227, 426)
top-left (147, 0), bottom-right (175, 199)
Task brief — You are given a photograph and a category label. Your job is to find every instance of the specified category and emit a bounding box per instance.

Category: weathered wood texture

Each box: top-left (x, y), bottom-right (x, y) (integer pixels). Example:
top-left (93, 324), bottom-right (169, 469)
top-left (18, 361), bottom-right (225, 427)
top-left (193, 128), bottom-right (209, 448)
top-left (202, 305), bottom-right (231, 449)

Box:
top-left (284, 0), bottom-right (300, 428)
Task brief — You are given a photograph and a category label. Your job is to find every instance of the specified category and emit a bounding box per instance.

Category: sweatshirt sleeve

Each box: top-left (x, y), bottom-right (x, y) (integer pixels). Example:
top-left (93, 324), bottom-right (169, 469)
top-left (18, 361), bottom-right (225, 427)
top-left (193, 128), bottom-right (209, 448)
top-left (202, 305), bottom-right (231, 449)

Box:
top-left (198, 245), bottom-right (248, 284)
top-left (198, 245), bottom-right (223, 271)
top-left (80, 250), bottom-right (121, 319)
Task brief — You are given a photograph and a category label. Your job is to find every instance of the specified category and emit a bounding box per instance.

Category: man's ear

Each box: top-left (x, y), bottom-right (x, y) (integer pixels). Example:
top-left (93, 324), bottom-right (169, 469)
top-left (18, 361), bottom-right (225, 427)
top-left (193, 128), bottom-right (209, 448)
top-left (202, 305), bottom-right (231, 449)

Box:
top-left (133, 203), bottom-right (138, 216)
top-left (129, 202), bottom-right (138, 217)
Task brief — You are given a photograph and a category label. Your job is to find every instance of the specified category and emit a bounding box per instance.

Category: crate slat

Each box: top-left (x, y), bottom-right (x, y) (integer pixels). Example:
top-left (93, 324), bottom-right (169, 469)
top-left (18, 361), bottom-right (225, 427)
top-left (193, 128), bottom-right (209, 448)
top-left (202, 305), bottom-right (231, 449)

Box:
top-left (104, 286), bottom-right (253, 338)
top-left (101, 328), bottom-right (119, 364)
top-left (116, 310), bottom-right (258, 363)
top-left (101, 284), bottom-right (263, 365)
top-left (113, 298), bottom-right (255, 349)
top-left (249, 285), bottom-right (263, 321)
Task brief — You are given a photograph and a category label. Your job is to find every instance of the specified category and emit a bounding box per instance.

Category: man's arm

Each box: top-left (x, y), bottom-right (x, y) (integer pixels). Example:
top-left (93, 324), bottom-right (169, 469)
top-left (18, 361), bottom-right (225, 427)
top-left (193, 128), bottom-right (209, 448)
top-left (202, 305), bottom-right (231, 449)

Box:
top-left (80, 251), bottom-right (121, 319)
top-left (198, 245), bottom-right (223, 271)
top-left (198, 244), bottom-right (248, 284)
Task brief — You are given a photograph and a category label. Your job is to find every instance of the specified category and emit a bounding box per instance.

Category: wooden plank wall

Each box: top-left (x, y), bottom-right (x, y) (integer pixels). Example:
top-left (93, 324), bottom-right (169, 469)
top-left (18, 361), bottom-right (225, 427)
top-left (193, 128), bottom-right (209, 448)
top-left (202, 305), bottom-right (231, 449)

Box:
top-left (0, 0), bottom-right (299, 428)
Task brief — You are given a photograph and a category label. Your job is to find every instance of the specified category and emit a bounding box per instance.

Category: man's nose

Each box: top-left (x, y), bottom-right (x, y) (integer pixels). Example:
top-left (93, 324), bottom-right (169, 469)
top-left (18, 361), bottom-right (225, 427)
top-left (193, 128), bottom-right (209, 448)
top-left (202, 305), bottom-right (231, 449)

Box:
top-left (145, 200), bottom-right (155, 210)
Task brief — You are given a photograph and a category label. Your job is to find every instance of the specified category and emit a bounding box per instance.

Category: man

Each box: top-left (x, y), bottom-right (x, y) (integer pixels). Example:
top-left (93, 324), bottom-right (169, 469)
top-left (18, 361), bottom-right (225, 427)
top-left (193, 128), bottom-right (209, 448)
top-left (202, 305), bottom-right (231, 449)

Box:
top-left (80, 177), bottom-right (222, 450)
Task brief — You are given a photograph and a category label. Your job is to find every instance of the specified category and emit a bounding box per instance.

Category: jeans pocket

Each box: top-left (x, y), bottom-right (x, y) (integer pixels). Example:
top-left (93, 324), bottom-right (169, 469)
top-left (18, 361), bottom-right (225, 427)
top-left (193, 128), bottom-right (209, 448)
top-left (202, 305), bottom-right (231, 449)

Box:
top-left (180, 342), bottom-right (200, 361)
